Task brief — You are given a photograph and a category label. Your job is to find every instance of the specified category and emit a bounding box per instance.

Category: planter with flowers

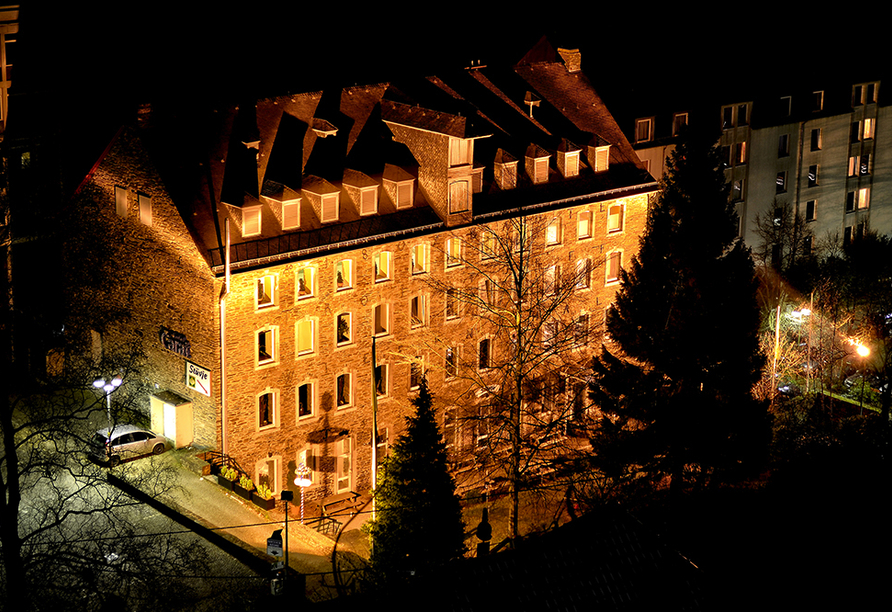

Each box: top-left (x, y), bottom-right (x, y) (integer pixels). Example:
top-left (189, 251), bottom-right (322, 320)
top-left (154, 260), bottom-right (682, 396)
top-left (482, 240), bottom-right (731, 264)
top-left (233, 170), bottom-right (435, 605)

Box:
top-left (252, 484), bottom-right (276, 511)
top-left (233, 474), bottom-right (255, 500)
top-left (218, 465), bottom-right (238, 492)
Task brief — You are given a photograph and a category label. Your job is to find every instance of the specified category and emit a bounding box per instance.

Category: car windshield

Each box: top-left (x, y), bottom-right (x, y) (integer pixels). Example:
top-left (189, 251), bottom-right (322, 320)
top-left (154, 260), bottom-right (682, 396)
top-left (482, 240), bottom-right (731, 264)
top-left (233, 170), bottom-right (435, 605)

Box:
top-left (92, 433), bottom-right (108, 447)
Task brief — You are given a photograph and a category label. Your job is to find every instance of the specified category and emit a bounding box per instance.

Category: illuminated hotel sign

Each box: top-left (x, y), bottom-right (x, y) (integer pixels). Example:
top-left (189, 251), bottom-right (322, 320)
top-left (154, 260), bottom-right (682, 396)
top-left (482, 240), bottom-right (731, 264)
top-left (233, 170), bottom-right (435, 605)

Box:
top-left (186, 361), bottom-right (211, 396)
top-left (159, 327), bottom-right (191, 359)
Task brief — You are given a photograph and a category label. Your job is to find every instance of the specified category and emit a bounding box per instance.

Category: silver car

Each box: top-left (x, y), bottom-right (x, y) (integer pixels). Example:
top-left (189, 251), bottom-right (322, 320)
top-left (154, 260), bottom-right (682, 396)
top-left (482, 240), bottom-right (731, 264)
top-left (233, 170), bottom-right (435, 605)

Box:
top-left (90, 425), bottom-right (168, 466)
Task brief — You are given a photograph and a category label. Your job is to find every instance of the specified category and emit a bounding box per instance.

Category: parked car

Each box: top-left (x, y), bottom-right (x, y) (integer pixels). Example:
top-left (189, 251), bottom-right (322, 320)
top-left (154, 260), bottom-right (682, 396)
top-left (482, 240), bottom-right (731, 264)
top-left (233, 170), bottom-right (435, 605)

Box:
top-left (90, 425), bottom-right (168, 467)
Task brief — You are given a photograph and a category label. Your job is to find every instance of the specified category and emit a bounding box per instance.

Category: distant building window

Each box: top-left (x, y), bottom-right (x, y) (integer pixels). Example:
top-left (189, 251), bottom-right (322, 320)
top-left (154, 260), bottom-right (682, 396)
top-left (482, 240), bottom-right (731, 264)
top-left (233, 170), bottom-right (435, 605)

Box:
top-left (336, 373), bottom-right (352, 408)
top-left (575, 313), bottom-right (590, 347)
top-left (635, 118), bottom-right (653, 143)
top-left (336, 313), bottom-right (352, 346)
top-left (593, 146), bottom-right (610, 172)
top-left (374, 303), bottom-right (391, 336)
top-left (445, 288), bottom-right (460, 320)
top-left (242, 206), bottom-right (261, 236)
top-left (449, 180), bottom-right (470, 213)
top-left (808, 164), bottom-right (819, 187)
top-left (445, 347), bottom-right (458, 378)
top-left (607, 203), bottom-right (624, 233)
top-left (449, 138), bottom-right (471, 166)
top-left (778, 134), bottom-right (790, 157)
top-left (297, 382), bottom-right (314, 419)
top-left (735, 142), bottom-right (747, 165)
top-left (813, 90), bottom-right (824, 112)
top-left (445, 237), bottom-right (462, 268)
top-left (478, 338), bottom-right (491, 370)
top-left (258, 390), bottom-right (277, 429)
top-left (410, 295), bottom-right (427, 328)
top-left (810, 128), bottom-right (822, 151)
top-left (296, 319), bottom-right (315, 356)
top-left (409, 358), bottom-right (424, 390)
top-left (575, 258), bottom-right (592, 289)
top-left (396, 181), bottom-right (414, 209)
top-left (375, 364), bottom-right (389, 397)
top-left (672, 112), bottom-right (688, 136)
top-left (411, 243), bottom-right (430, 275)
top-left (606, 250), bottom-right (622, 284)
top-left (805, 200), bottom-right (816, 222)
top-left (732, 179), bottom-right (745, 202)
top-left (863, 117), bottom-right (875, 139)
top-left (776, 171), bottom-right (787, 194)
top-left (545, 217), bottom-right (561, 245)
top-left (359, 187), bottom-right (377, 216)
top-left (257, 328), bottom-right (277, 366)
top-left (296, 267), bottom-right (316, 299)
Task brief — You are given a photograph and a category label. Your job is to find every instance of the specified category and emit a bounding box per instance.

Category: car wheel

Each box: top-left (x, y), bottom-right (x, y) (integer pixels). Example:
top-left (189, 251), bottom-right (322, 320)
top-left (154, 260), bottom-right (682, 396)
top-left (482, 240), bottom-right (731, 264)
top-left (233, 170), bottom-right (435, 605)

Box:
top-left (109, 455), bottom-right (121, 468)
top-left (152, 443), bottom-right (165, 455)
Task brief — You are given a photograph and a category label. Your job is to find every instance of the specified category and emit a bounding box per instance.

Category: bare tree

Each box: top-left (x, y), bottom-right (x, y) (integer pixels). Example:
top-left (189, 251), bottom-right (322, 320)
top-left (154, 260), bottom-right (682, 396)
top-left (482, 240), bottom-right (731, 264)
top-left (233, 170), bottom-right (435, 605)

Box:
top-left (404, 211), bottom-right (602, 544)
top-left (752, 200), bottom-right (814, 273)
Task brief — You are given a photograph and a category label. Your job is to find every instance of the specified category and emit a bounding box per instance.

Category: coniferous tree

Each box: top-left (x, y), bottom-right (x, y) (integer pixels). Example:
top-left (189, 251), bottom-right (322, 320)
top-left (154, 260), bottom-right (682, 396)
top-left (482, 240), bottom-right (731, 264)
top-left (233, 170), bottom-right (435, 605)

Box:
top-left (368, 377), bottom-right (465, 581)
top-left (588, 128), bottom-right (769, 497)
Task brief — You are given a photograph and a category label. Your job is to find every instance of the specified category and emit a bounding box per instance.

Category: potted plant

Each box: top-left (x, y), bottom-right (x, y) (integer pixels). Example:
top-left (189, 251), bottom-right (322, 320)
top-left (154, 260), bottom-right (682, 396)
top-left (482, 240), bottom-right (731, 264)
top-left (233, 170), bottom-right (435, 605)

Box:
top-left (218, 465), bottom-right (238, 491)
top-left (233, 474), bottom-right (255, 500)
top-left (252, 484), bottom-right (276, 511)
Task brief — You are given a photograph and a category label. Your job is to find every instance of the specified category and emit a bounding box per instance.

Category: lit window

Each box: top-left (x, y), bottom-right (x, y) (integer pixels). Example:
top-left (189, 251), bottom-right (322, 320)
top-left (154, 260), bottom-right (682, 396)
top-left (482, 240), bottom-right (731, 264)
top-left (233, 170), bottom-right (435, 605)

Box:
top-left (577, 211), bottom-right (592, 240)
top-left (243, 206), bottom-right (261, 236)
top-left (374, 303), bottom-right (391, 336)
top-left (374, 251), bottom-right (392, 282)
top-left (297, 319), bottom-right (315, 356)
top-left (445, 237), bottom-right (462, 268)
top-left (411, 244), bottom-right (429, 275)
top-left (257, 328), bottom-right (277, 365)
top-left (296, 267), bottom-right (316, 299)
top-left (410, 295), bottom-right (427, 329)
top-left (864, 117), bottom-right (875, 139)
top-left (736, 142), bottom-right (747, 165)
top-left (606, 250), bottom-right (622, 284)
top-left (858, 187), bottom-right (870, 210)
top-left (480, 230), bottom-right (497, 260)
top-left (256, 275), bottom-right (276, 309)
top-left (336, 313), bottom-right (352, 346)
top-left (297, 382), bottom-right (314, 419)
top-left (258, 390), bottom-right (276, 429)
top-left (607, 203), bottom-right (624, 233)
top-left (336, 373), bottom-right (352, 408)
top-left (336, 438), bottom-right (352, 492)
top-left (336, 259), bottom-right (353, 291)
top-left (546, 218), bottom-right (561, 245)
top-left (478, 338), bottom-right (491, 370)
top-left (321, 193), bottom-right (339, 223)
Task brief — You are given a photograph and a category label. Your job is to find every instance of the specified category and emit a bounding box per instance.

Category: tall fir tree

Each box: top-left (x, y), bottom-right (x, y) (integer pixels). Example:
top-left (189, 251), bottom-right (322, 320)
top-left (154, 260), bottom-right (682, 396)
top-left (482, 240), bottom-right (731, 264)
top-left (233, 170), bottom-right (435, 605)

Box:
top-left (368, 377), bottom-right (465, 580)
top-left (588, 128), bottom-right (769, 496)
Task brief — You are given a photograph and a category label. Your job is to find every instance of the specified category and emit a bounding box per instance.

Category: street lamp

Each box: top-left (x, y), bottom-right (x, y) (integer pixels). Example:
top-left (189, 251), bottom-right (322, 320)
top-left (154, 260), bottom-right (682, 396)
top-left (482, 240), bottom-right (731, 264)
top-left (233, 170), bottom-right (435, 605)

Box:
top-left (851, 341), bottom-right (870, 415)
top-left (93, 375), bottom-right (122, 429)
top-left (294, 464), bottom-right (312, 525)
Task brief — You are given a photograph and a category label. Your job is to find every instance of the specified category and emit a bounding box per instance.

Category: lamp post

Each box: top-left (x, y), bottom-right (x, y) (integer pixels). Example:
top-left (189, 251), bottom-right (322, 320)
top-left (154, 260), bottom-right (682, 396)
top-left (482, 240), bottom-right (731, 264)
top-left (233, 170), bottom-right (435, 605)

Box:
top-left (853, 341), bottom-right (870, 414)
top-left (294, 464), bottom-right (312, 525)
top-left (93, 375), bottom-right (122, 429)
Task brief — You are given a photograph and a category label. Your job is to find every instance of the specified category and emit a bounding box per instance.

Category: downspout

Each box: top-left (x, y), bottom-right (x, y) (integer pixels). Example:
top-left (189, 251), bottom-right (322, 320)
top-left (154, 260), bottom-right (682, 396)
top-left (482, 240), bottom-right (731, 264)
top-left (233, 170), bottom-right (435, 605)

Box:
top-left (219, 219), bottom-right (231, 456)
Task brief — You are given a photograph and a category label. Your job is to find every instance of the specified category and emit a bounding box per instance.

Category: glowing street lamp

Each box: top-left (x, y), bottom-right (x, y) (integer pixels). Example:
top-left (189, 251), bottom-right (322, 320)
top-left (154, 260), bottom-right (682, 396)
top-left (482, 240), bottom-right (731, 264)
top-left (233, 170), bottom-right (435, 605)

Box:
top-left (93, 375), bottom-right (122, 428)
top-left (849, 339), bottom-right (871, 414)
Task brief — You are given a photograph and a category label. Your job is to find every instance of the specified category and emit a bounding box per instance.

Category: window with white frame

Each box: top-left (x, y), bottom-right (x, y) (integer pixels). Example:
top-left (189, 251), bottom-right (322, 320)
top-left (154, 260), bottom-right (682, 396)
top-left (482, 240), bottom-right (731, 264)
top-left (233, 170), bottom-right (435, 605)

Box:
top-left (282, 200), bottom-right (300, 229)
top-left (243, 206), bottom-right (261, 236)
top-left (336, 313), bottom-right (352, 346)
top-left (336, 372), bottom-right (352, 408)
top-left (672, 112), bottom-right (688, 136)
top-left (256, 275), bottom-right (276, 309)
top-left (545, 217), bottom-right (561, 245)
top-left (396, 181), bottom-right (414, 209)
top-left (575, 258), bottom-right (591, 289)
top-left (606, 250), bottom-right (622, 284)
top-left (298, 447), bottom-right (317, 485)
top-left (410, 295), bottom-right (427, 328)
top-left (258, 389), bottom-right (277, 429)
top-left (296, 319), bottom-right (315, 356)
top-left (545, 265), bottom-right (560, 295)
top-left (577, 210), bottom-right (592, 240)
top-left (321, 193), bottom-right (339, 223)
top-left (411, 243), bottom-right (429, 275)
top-left (374, 303), bottom-right (391, 336)
top-left (607, 203), bottom-right (624, 233)
top-left (296, 267), bottom-right (316, 299)
top-left (479, 278), bottom-right (496, 308)
top-left (593, 146), bottom-right (610, 172)
top-left (256, 456), bottom-right (280, 494)
top-left (374, 251), bottom-right (392, 282)
top-left (297, 382), bottom-right (314, 419)
top-left (480, 230), bottom-right (497, 260)
top-left (336, 259), bottom-right (353, 291)
top-left (359, 187), bottom-right (378, 216)
top-left (445, 237), bottom-right (462, 268)
top-left (563, 151), bottom-right (579, 177)
top-left (635, 118), bottom-right (653, 143)
top-left (336, 438), bottom-right (352, 493)
top-left (257, 328), bottom-right (277, 366)
top-left (449, 180), bottom-right (470, 213)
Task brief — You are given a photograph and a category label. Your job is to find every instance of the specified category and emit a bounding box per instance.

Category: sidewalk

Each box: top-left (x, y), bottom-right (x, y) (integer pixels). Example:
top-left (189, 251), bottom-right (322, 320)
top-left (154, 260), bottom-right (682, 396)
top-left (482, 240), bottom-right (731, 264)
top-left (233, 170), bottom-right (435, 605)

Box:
top-left (118, 446), bottom-right (371, 601)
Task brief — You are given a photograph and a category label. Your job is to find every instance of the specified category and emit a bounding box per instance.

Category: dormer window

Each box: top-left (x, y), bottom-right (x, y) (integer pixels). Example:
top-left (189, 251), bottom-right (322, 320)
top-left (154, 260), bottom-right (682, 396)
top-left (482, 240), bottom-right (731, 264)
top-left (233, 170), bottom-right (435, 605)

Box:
top-left (282, 200), bottom-right (300, 230)
top-left (396, 181), bottom-right (414, 209)
top-left (525, 145), bottom-right (550, 185)
top-left (593, 146), bottom-right (610, 172)
top-left (449, 180), bottom-right (469, 214)
top-left (635, 118), bottom-right (653, 143)
top-left (321, 193), bottom-right (339, 223)
top-left (557, 140), bottom-right (581, 178)
top-left (449, 138), bottom-right (471, 167)
top-left (359, 186), bottom-right (378, 215)
top-left (243, 206), bottom-right (262, 237)
top-left (494, 149), bottom-right (518, 190)
top-left (312, 118), bottom-right (338, 138)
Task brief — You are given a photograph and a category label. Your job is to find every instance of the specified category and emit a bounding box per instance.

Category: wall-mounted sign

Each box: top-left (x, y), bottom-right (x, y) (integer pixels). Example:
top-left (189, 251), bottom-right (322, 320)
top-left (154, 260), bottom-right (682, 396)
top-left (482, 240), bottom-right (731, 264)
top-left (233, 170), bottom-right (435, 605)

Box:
top-left (160, 327), bottom-right (191, 359)
top-left (186, 361), bottom-right (211, 396)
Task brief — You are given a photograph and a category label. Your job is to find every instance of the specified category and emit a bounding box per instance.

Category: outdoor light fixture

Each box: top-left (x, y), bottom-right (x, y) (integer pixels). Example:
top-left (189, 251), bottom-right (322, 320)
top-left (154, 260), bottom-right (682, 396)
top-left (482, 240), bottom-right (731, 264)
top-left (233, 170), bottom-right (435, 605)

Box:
top-left (294, 464), bottom-right (312, 525)
top-left (93, 375), bottom-right (123, 428)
